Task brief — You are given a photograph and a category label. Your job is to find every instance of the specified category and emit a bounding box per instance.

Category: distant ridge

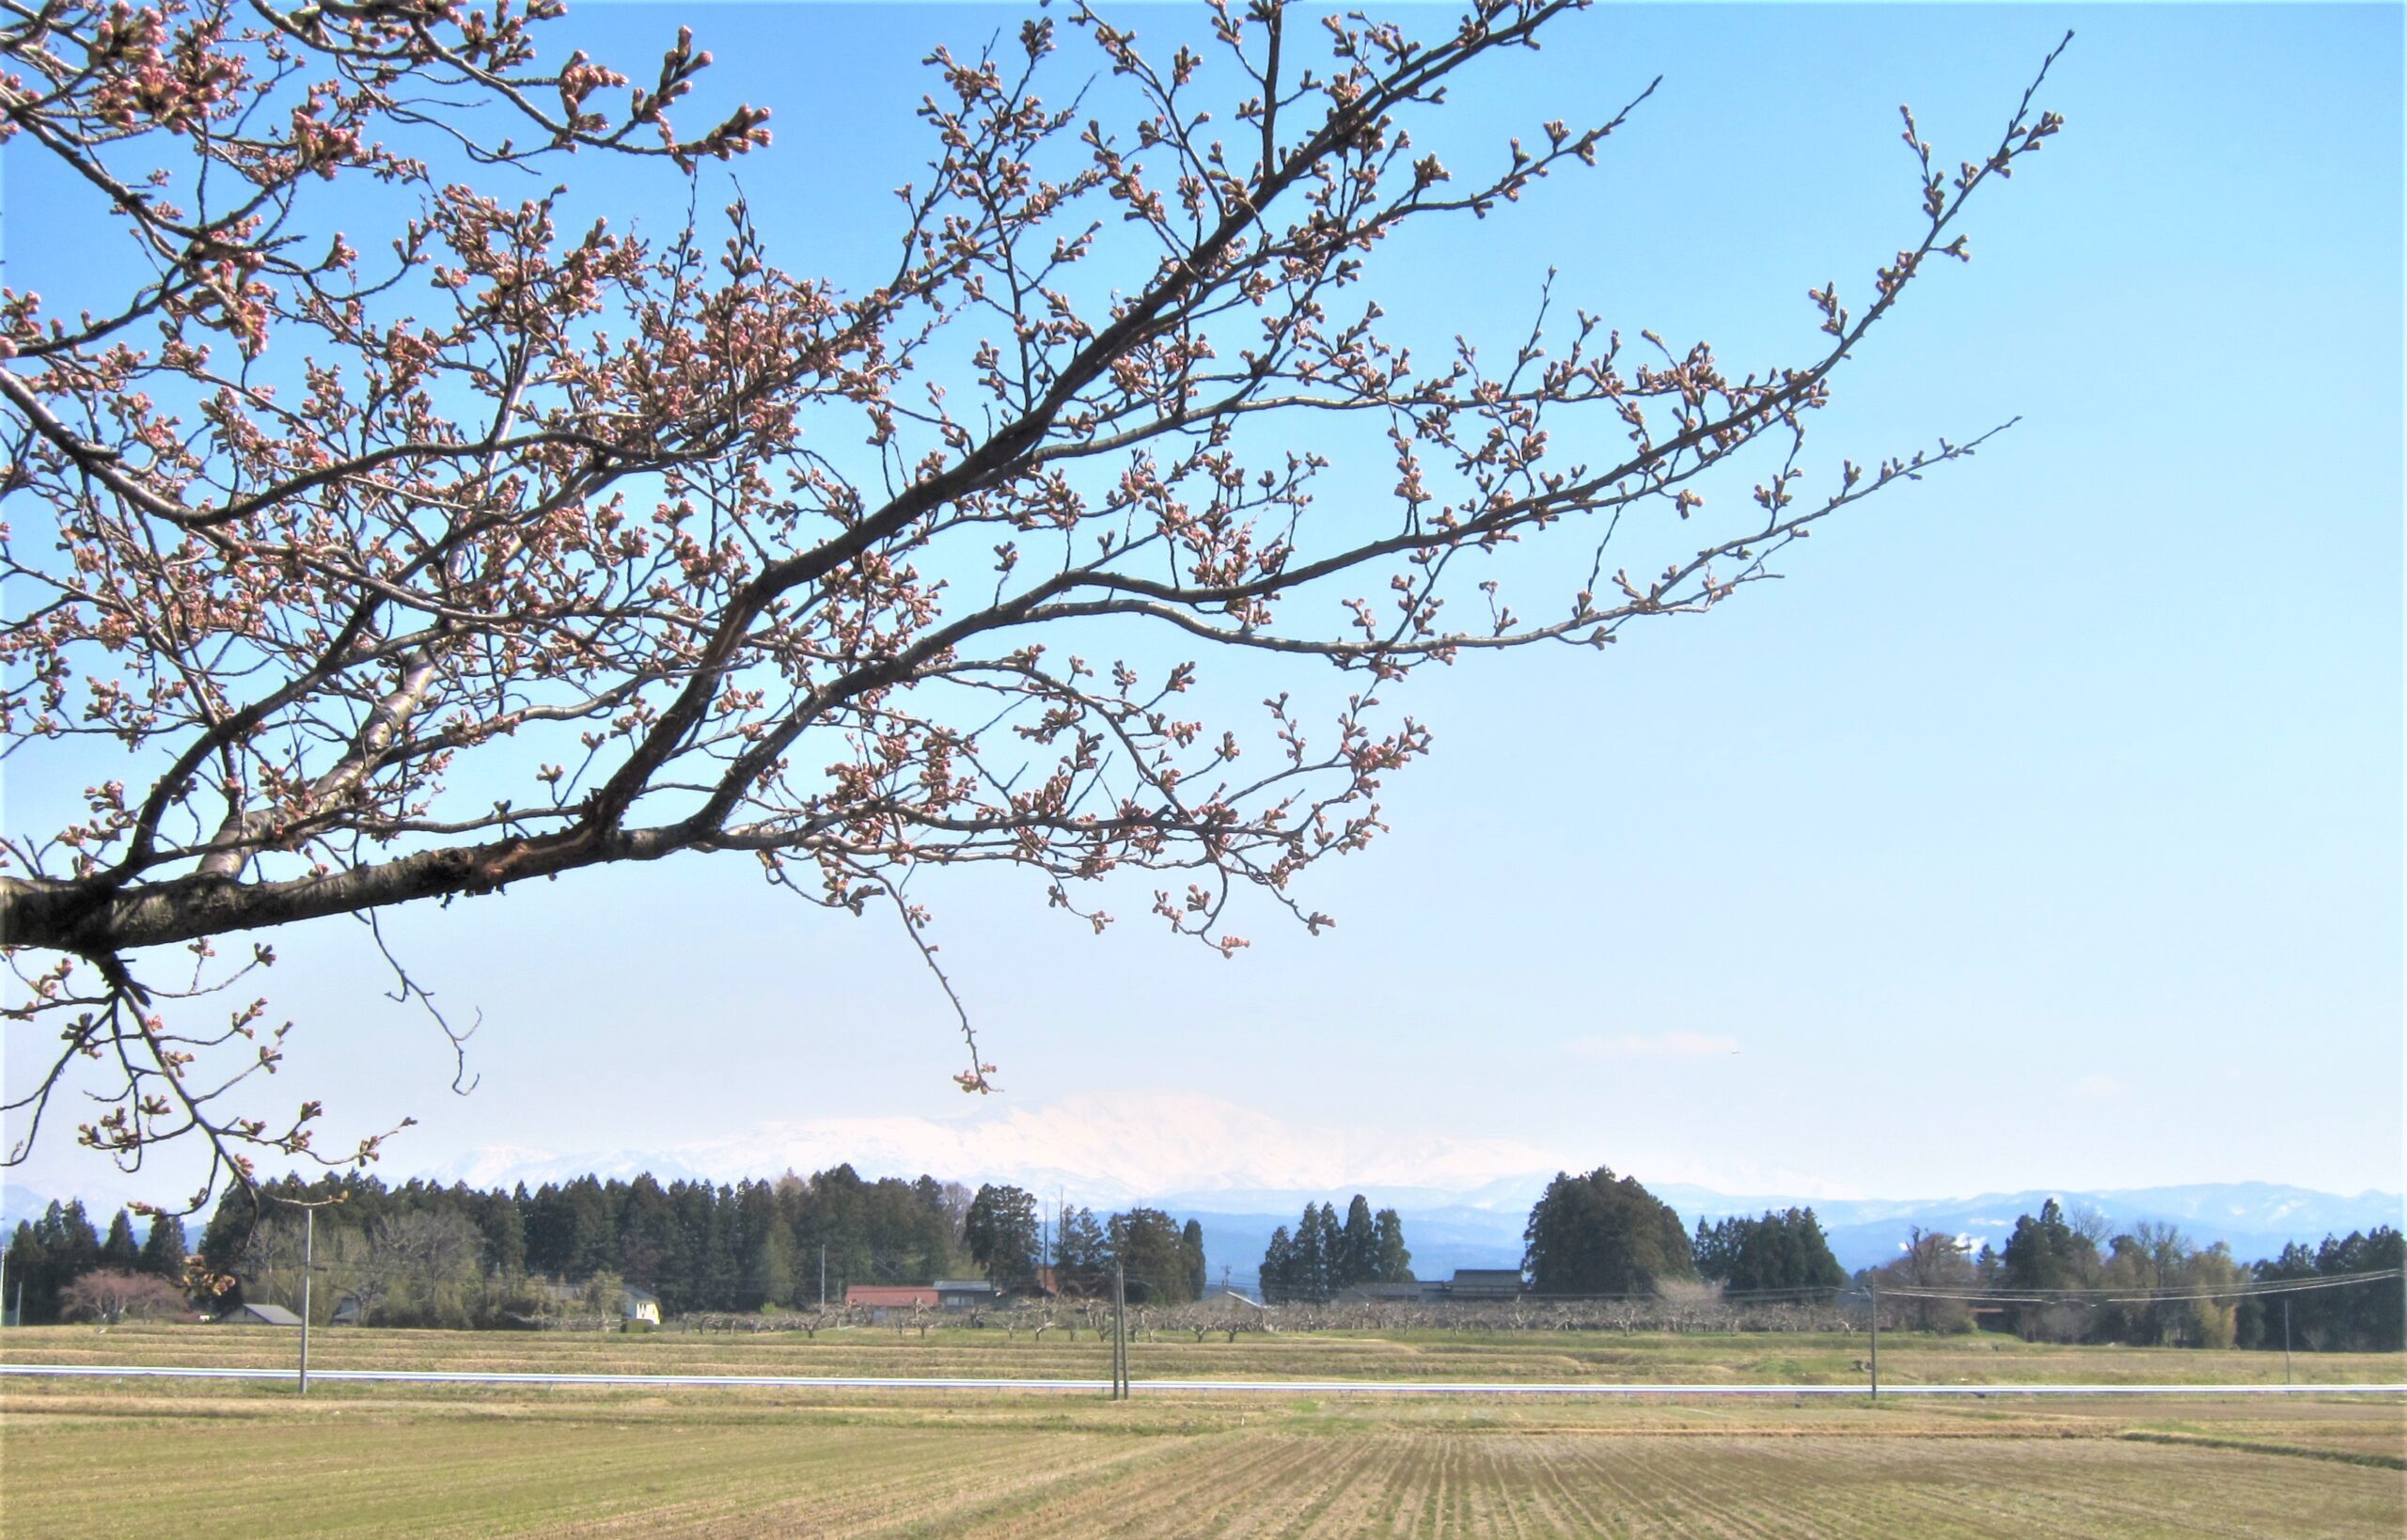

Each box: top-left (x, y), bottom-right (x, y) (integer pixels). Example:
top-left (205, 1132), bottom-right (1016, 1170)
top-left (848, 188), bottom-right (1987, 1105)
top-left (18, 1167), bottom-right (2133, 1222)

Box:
top-left (9, 1089), bottom-right (2394, 1288)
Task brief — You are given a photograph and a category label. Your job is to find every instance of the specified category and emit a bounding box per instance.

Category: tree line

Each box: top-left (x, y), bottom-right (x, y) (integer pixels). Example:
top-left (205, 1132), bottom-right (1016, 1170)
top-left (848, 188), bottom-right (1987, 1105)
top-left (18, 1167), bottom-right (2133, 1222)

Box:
top-left (2, 1201), bottom-right (191, 1324)
top-left (3, 1169), bottom-right (1209, 1327)
top-left (8, 1167), bottom-right (2395, 1351)
top-left (962, 1184), bottom-right (1207, 1304)
top-left (1258, 1196), bottom-right (1414, 1303)
top-left (1511, 1168), bottom-right (2400, 1352)
top-left (1866, 1198), bottom-right (2404, 1351)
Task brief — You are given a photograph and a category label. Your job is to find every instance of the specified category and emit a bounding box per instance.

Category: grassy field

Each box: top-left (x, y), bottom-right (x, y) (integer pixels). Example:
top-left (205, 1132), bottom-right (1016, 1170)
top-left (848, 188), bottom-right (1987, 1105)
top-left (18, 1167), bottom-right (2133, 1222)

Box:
top-left (3, 1377), bottom-right (2400, 1537)
top-left (3, 1320), bottom-right (2400, 1386)
top-left (4, 1326), bottom-right (2401, 1536)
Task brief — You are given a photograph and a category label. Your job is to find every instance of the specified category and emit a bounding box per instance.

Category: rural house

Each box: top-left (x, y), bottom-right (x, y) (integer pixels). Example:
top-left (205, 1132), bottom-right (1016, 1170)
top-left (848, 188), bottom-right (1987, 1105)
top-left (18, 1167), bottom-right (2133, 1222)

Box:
top-left (1336, 1281), bottom-right (1422, 1304)
top-left (933, 1280), bottom-right (999, 1312)
top-left (1421, 1269), bottom-right (1524, 1303)
top-left (1003, 1266), bottom-right (1062, 1302)
top-left (220, 1302), bottom-right (303, 1327)
top-left (845, 1284), bottom-right (939, 1323)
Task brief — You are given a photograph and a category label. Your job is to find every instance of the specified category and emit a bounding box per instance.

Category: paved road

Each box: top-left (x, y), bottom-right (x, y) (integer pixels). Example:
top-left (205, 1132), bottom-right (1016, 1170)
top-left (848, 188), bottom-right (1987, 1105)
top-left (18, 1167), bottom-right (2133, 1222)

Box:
top-left (5, 1363), bottom-right (2400, 1396)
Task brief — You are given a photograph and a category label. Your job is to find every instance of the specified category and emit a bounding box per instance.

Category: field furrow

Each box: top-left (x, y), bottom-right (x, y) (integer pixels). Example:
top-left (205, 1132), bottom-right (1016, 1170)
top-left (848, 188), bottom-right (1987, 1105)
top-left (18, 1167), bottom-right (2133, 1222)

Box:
top-left (4, 1328), bottom-right (2398, 1538)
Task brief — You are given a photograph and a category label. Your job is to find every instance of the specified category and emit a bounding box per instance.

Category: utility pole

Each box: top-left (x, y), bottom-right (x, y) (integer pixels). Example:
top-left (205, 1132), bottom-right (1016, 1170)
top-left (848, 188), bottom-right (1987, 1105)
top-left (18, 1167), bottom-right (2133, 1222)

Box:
top-left (1867, 1281), bottom-right (1879, 1401)
top-left (2282, 1296), bottom-right (2292, 1386)
top-left (295, 1207), bottom-right (315, 1405)
top-left (1112, 1258), bottom-right (1129, 1400)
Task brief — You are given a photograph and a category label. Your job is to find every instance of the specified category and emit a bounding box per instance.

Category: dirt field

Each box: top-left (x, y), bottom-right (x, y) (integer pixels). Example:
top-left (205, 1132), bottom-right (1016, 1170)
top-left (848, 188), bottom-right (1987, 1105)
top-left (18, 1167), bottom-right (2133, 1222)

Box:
top-left (3, 1320), bottom-right (2399, 1387)
top-left (4, 1324), bottom-right (2400, 1537)
top-left (3, 1381), bottom-right (2399, 1537)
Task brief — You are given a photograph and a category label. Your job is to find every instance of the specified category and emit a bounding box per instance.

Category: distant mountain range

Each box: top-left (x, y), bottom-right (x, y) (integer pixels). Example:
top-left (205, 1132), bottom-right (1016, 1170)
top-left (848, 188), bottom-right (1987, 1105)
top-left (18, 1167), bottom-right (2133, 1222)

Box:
top-left (1168, 1182), bottom-right (2405, 1287)
top-left (5, 1092), bottom-right (2394, 1286)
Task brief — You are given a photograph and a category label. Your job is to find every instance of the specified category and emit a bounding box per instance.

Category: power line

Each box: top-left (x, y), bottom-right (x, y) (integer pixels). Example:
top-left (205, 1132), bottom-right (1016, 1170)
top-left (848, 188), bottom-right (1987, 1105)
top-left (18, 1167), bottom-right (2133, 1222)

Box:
top-left (1869, 1268), bottom-right (2401, 1307)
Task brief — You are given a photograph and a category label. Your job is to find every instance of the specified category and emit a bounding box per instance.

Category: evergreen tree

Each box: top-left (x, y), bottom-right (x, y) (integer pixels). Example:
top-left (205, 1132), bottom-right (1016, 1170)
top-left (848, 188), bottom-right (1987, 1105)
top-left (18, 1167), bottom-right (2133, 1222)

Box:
top-left (1260, 1226), bottom-right (1296, 1304)
top-left (565, 1177), bottom-right (618, 1280)
top-left (1693, 1209), bottom-right (1844, 1293)
top-left (1692, 1218), bottom-right (1729, 1281)
top-left (1338, 1196), bottom-right (1377, 1291)
top-left (138, 1213), bottom-right (188, 1281)
top-left (7, 1220), bottom-right (51, 1323)
top-left (1106, 1208), bottom-right (1198, 1303)
top-left (1288, 1203), bottom-right (1328, 1302)
top-left (964, 1185), bottom-right (1042, 1288)
top-left (479, 1189), bottom-right (528, 1279)
top-left (1999, 1199), bottom-right (2100, 1341)
top-left (1521, 1168), bottom-right (1694, 1296)
top-left (99, 1210), bottom-right (141, 1272)
top-left (1054, 1206), bottom-right (1107, 1295)
top-left (55, 1201), bottom-right (102, 1281)
top-left (1372, 1209), bottom-right (1413, 1282)
top-left (1182, 1219), bottom-right (1207, 1299)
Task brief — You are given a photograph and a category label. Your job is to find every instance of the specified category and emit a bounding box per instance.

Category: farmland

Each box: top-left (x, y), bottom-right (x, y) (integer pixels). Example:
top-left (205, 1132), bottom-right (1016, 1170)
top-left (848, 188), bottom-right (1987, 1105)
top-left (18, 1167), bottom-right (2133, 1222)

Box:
top-left (4, 1327), bottom-right (2399, 1535)
top-left (0, 1320), bottom-right (2399, 1387)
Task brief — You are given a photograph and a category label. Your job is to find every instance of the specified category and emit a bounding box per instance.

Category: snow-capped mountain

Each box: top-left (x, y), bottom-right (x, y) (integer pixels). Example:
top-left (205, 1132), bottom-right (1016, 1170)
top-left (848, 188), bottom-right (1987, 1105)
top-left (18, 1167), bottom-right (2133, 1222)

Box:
top-left (409, 1093), bottom-right (2399, 1281)
top-left (21, 1094), bottom-right (2386, 1286)
top-left (425, 1092), bottom-right (1581, 1207)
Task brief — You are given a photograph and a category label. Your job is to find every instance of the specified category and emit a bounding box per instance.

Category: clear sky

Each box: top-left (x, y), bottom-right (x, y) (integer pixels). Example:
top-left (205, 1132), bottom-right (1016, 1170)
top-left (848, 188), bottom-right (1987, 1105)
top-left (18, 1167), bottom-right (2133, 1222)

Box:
top-left (6, 3), bottom-right (2400, 1209)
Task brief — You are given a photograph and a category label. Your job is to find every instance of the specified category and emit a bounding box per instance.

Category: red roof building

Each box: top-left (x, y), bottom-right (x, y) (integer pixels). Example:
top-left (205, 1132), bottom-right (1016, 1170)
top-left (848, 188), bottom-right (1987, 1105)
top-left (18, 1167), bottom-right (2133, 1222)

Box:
top-left (844, 1285), bottom-right (939, 1310)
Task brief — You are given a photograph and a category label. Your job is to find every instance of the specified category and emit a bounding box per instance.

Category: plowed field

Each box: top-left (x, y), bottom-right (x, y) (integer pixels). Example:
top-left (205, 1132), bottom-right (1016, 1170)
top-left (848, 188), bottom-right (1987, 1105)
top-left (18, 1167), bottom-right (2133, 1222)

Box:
top-left (5, 1380), bottom-right (2399, 1537)
top-left (2, 1321), bottom-right (2399, 1386)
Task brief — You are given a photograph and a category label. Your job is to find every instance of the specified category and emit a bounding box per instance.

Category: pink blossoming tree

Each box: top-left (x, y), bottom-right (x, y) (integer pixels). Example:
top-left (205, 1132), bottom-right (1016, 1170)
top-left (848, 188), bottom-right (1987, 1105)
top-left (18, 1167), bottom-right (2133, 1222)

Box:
top-left (0, 0), bottom-right (2065, 1200)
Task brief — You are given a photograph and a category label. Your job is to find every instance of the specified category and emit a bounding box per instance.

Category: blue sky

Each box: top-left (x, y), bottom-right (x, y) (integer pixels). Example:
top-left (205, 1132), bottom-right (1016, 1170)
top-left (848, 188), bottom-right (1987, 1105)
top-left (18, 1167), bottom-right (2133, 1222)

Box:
top-left (5, 3), bottom-right (2399, 1207)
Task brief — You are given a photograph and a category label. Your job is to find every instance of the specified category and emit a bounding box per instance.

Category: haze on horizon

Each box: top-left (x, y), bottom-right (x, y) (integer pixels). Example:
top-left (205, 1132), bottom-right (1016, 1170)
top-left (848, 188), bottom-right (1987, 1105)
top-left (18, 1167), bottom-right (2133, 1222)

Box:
top-left (4, 3), bottom-right (2399, 1215)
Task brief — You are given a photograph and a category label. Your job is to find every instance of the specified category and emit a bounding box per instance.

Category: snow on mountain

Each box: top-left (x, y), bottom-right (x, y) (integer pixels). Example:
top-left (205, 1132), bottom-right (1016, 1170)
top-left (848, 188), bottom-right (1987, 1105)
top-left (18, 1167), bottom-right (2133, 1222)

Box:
top-left (413, 1094), bottom-right (2399, 1284)
top-left (427, 1092), bottom-right (1573, 1206)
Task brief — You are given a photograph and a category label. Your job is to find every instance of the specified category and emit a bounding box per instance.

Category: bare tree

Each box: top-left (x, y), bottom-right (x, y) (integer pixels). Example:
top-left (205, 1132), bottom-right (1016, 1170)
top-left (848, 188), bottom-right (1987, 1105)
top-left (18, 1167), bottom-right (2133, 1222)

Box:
top-left (0, 0), bottom-right (2068, 1195)
top-left (62, 1267), bottom-right (188, 1323)
top-left (1876, 1226), bottom-right (1976, 1332)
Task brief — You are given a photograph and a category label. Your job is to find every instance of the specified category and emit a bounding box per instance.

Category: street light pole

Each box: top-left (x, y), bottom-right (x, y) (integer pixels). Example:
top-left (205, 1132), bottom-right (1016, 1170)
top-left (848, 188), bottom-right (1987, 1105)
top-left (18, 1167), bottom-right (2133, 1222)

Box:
top-left (299, 1205), bottom-right (314, 1397)
top-left (270, 1189), bottom-right (338, 1398)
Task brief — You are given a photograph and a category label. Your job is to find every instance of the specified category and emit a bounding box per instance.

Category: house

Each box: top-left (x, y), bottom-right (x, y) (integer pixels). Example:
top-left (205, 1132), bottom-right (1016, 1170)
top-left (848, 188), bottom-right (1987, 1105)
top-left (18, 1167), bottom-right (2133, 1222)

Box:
top-left (331, 1294), bottom-right (367, 1326)
top-left (621, 1287), bottom-right (662, 1326)
top-left (1423, 1268), bottom-right (1523, 1303)
top-left (1335, 1281), bottom-right (1422, 1304)
top-left (845, 1284), bottom-right (939, 1323)
top-left (933, 1280), bottom-right (998, 1312)
top-left (1002, 1265), bottom-right (1062, 1302)
top-left (1195, 1283), bottom-right (1267, 1315)
top-left (220, 1302), bottom-right (303, 1327)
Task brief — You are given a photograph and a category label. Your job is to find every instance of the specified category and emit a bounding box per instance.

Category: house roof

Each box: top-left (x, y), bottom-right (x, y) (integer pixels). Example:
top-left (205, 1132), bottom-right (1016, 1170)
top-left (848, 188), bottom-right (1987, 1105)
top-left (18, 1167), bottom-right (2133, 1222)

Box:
top-left (1337, 1281), bottom-right (1422, 1301)
top-left (933, 1280), bottom-right (995, 1293)
top-left (844, 1285), bottom-right (939, 1308)
top-left (227, 1302), bottom-right (303, 1326)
